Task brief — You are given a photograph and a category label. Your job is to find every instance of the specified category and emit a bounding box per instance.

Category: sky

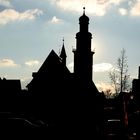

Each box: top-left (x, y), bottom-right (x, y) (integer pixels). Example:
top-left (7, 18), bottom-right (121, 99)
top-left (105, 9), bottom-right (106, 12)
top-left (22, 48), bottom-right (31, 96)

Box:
top-left (0, 0), bottom-right (140, 91)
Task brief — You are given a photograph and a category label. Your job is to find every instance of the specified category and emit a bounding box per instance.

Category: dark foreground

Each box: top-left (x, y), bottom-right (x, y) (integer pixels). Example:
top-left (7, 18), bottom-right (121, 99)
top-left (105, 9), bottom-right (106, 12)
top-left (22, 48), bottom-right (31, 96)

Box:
top-left (0, 112), bottom-right (138, 140)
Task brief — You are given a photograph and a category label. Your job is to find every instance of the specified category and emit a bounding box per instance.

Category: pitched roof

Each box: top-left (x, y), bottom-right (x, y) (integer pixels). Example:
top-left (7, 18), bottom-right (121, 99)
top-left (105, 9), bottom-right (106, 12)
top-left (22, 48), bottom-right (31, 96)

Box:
top-left (27, 50), bottom-right (70, 88)
top-left (37, 50), bottom-right (61, 74)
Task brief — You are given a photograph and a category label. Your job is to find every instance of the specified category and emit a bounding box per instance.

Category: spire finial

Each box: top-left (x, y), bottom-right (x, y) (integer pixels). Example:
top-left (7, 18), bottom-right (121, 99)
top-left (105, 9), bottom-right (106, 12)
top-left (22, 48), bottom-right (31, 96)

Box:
top-left (62, 37), bottom-right (64, 46)
top-left (83, 7), bottom-right (85, 15)
top-left (63, 37), bottom-right (64, 43)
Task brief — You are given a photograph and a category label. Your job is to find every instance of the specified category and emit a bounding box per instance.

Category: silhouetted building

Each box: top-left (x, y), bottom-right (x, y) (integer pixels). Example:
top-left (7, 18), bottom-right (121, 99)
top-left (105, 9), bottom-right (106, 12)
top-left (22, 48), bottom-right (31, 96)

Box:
top-left (27, 7), bottom-right (99, 106)
top-left (73, 7), bottom-right (94, 84)
top-left (26, 8), bottom-right (104, 137)
top-left (132, 66), bottom-right (140, 93)
top-left (131, 66), bottom-right (140, 109)
top-left (27, 49), bottom-right (70, 94)
top-left (0, 78), bottom-right (21, 93)
top-left (128, 66), bottom-right (140, 138)
top-left (0, 78), bottom-right (21, 111)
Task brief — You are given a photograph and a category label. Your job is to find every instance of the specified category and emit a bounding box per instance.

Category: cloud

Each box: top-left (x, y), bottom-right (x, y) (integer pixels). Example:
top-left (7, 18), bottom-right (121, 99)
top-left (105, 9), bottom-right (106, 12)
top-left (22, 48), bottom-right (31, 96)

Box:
top-left (48, 0), bottom-right (140, 17)
top-left (0, 9), bottom-right (43, 25)
top-left (0, 59), bottom-right (17, 67)
top-left (96, 82), bottom-right (114, 92)
top-left (93, 63), bottom-right (113, 72)
top-left (108, 0), bottom-right (126, 5)
top-left (0, 0), bottom-right (12, 7)
top-left (119, 8), bottom-right (128, 15)
top-left (50, 16), bottom-right (63, 23)
top-left (49, 0), bottom-right (126, 16)
top-left (25, 60), bottom-right (40, 67)
top-left (130, 0), bottom-right (140, 16)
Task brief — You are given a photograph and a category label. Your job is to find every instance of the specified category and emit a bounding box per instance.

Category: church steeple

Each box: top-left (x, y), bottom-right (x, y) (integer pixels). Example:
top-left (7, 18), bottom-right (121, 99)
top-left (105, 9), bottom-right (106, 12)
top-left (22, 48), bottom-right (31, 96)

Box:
top-left (73, 7), bottom-right (94, 83)
top-left (83, 7), bottom-right (85, 15)
top-left (60, 38), bottom-right (67, 65)
top-left (79, 7), bottom-right (89, 33)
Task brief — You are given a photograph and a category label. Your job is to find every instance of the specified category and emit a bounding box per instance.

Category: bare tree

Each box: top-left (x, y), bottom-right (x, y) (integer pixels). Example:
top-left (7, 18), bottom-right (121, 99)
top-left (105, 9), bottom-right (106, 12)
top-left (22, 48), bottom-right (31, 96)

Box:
top-left (109, 68), bottom-right (119, 94)
top-left (109, 48), bottom-right (130, 94)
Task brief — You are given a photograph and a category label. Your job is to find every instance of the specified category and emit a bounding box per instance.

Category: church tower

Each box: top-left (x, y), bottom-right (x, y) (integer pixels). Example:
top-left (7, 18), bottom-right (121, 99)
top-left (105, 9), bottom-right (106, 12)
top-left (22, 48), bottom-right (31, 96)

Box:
top-left (60, 38), bottom-right (67, 66)
top-left (73, 7), bottom-right (94, 83)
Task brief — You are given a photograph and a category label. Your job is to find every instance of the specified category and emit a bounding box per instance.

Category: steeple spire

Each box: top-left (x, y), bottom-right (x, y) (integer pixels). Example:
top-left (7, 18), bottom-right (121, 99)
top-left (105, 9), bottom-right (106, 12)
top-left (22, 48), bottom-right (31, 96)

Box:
top-left (60, 38), bottom-right (67, 65)
top-left (62, 37), bottom-right (64, 47)
top-left (73, 7), bottom-right (94, 83)
top-left (79, 7), bottom-right (89, 32)
top-left (83, 7), bottom-right (85, 15)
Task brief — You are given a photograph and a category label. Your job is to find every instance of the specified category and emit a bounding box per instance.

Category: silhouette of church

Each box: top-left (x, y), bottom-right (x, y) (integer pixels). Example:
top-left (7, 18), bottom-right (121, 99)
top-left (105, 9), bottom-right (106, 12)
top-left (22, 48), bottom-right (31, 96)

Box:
top-left (26, 7), bottom-right (104, 137)
top-left (27, 7), bottom-right (98, 98)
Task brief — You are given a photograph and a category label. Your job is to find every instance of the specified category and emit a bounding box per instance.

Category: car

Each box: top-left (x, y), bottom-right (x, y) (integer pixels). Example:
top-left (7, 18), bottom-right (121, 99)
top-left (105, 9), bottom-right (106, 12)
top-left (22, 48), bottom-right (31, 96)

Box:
top-left (0, 111), bottom-right (49, 129)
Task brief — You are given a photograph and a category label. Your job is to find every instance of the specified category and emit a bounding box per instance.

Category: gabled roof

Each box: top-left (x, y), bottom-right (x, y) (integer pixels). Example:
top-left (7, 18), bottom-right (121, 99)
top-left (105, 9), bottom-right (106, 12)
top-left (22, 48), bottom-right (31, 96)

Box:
top-left (37, 49), bottom-right (61, 74)
top-left (27, 50), bottom-right (70, 88)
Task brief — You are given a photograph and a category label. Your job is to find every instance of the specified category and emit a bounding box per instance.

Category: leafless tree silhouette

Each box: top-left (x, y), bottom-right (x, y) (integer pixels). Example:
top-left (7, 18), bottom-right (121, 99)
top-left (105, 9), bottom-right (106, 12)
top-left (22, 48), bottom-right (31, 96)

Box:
top-left (109, 48), bottom-right (130, 94)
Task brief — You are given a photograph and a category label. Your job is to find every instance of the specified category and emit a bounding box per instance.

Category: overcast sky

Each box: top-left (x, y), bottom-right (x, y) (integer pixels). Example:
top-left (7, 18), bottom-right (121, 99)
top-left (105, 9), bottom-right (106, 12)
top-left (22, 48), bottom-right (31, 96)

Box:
top-left (0, 0), bottom-right (140, 91)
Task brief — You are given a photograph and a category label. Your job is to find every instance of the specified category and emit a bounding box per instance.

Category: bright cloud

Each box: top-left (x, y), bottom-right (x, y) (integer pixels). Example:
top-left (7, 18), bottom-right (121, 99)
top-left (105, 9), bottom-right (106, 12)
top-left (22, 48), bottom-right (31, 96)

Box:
top-left (93, 63), bottom-right (113, 72)
top-left (0, 59), bottom-right (17, 67)
top-left (130, 0), bottom-right (140, 16)
top-left (49, 0), bottom-right (126, 16)
top-left (109, 0), bottom-right (126, 5)
top-left (0, 9), bottom-right (43, 25)
top-left (50, 16), bottom-right (63, 23)
top-left (25, 60), bottom-right (40, 67)
top-left (96, 82), bottom-right (114, 92)
top-left (0, 0), bottom-right (12, 7)
top-left (119, 8), bottom-right (128, 15)
top-left (47, 0), bottom-right (140, 17)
